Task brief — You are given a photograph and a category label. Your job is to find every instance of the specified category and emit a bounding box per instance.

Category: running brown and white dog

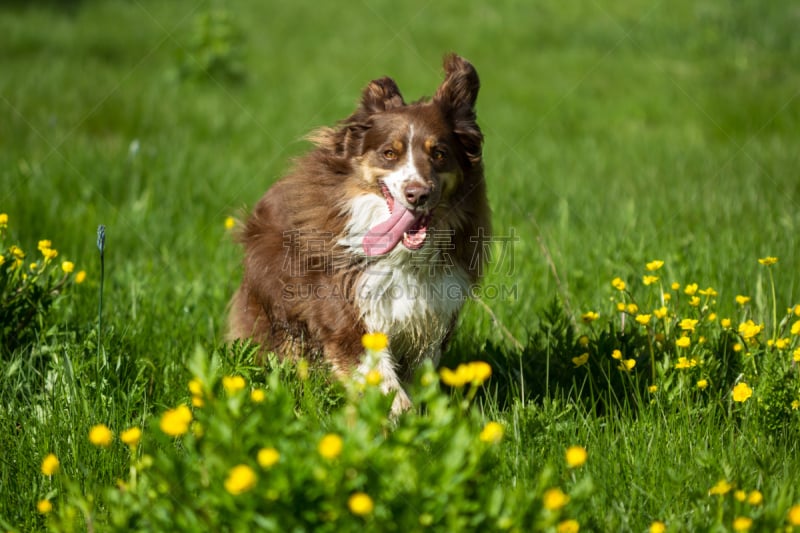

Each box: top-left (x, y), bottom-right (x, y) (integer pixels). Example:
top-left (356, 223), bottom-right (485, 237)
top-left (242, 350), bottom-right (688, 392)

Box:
top-left (227, 54), bottom-right (490, 413)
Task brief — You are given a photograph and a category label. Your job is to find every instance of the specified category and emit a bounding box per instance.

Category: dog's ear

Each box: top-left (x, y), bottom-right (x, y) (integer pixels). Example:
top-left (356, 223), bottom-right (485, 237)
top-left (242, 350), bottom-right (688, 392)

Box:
top-left (359, 77), bottom-right (406, 114)
top-left (434, 54), bottom-right (483, 167)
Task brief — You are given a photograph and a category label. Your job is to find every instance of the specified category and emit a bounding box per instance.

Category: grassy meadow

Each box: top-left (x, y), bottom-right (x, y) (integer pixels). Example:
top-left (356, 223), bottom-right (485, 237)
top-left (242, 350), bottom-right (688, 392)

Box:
top-left (2, 0), bottom-right (800, 530)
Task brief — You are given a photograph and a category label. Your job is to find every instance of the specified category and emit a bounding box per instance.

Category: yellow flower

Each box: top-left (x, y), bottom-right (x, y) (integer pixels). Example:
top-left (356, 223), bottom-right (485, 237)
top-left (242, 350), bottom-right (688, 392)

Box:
top-left (41, 453), bottom-right (60, 476)
top-left (191, 396), bottom-right (205, 408)
top-left (646, 260), bottom-right (664, 271)
top-left (648, 385), bottom-right (658, 393)
top-left (643, 275), bottom-right (659, 286)
top-left (578, 335), bottom-right (590, 347)
top-left (676, 336), bottom-right (691, 349)
top-left (675, 357), bottom-right (697, 369)
top-left (736, 295), bottom-right (751, 306)
top-left (257, 447), bottom-right (280, 468)
top-left (581, 311), bottom-right (599, 324)
top-left (224, 464), bottom-right (257, 495)
top-left (565, 445), bottom-right (588, 468)
top-left (654, 307), bottom-right (668, 319)
top-left (732, 382), bottom-right (753, 403)
top-left (348, 492), bottom-right (374, 516)
top-left (626, 303), bottom-right (639, 315)
top-left (695, 379), bottom-right (709, 390)
top-left (758, 256), bottom-right (778, 266)
top-left (791, 321), bottom-right (800, 336)
top-left (734, 490), bottom-right (747, 502)
top-left (318, 433), bottom-right (343, 459)
top-left (747, 490), bottom-right (763, 506)
top-left (689, 296), bottom-right (701, 307)
top-left (188, 378), bottom-right (203, 397)
top-left (120, 427), bottom-right (142, 448)
top-left (775, 338), bottom-right (790, 350)
top-left (733, 343), bottom-right (743, 352)
top-left (557, 519), bottom-right (580, 533)
top-left (792, 400), bottom-right (800, 410)
top-left (542, 487), bottom-right (570, 510)
top-left (42, 248), bottom-right (58, 260)
top-left (707, 312), bottom-right (717, 322)
top-left (788, 504), bottom-right (800, 526)
top-left (470, 361), bottom-right (493, 384)
top-left (709, 479), bottom-right (733, 496)
top-left (618, 359), bottom-right (636, 372)
top-left (222, 375), bottom-right (246, 394)
top-left (732, 516), bottom-right (752, 532)
top-left (479, 421), bottom-right (504, 444)
top-left (362, 332), bottom-right (388, 351)
top-left (572, 353), bottom-right (589, 368)
top-left (721, 318), bottom-right (731, 328)
top-left (611, 349), bottom-right (622, 360)
top-left (160, 405), bottom-right (193, 436)
top-left (635, 314), bottom-right (652, 325)
top-left (250, 388), bottom-right (266, 402)
top-left (663, 293), bottom-right (671, 302)
top-left (9, 245), bottom-right (25, 259)
top-left (365, 369), bottom-right (383, 386)
top-left (649, 521), bottom-right (666, 533)
top-left (0, 213), bottom-right (7, 226)
top-left (224, 216), bottom-right (236, 230)
top-left (738, 320), bottom-right (764, 340)
top-left (612, 277), bottom-right (626, 291)
top-left (616, 302), bottom-right (626, 312)
top-left (679, 318), bottom-right (699, 332)
top-left (37, 499), bottom-right (53, 514)
top-left (29, 262), bottom-right (38, 271)
top-left (671, 282), bottom-right (681, 291)
top-left (75, 270), bottom-right (87, 283)
top-left (89, 424), bottom-right (113, 448)
top-left (61, 261), bottom-right (74, 273)
top-left (684, 283), bottom-right (698, 296)
top-left (699, 287), bottom-right (717, 297)
top-left (37, 240), bottom-right (52, 253)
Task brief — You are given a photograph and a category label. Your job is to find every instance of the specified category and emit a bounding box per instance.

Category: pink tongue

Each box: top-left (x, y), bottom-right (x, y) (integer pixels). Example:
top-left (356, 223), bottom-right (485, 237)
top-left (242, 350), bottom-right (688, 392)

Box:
top-left (363, 204), bottom-right (419, 256)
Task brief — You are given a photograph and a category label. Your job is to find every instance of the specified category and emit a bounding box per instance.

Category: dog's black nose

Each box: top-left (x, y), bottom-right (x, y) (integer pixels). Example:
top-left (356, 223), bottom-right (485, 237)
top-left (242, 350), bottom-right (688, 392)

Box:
top-left (404, 183), bottom-right (431, 206)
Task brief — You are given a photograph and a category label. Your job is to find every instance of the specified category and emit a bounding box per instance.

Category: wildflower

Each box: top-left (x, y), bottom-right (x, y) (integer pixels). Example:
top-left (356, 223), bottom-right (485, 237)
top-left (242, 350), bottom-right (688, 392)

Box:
top-left (671, 282), bottom-right (680, 291)
top-left (192, 396), bottom-right (204, 408)
top-left (732, 382), bottom-right (753, 403)
top-left (684, 283), bottom-right (698, 296)
top-left (364, 369), bottom-right (383, 386)
top-left (795, 305), bottom-right (800, 317)
top-left (224, 464), bottom-right (257, 495)
top-left (699, 287), bottom-right (717, 297)
top-left (788, 504), bottom-right (800, 526)
top-left (29, 262), bottom-right (38, 271)
top-left (565, 446), bottom-right (588, 468)
top-left (733, 343), bottom-right (743, 353)
top-left (676, 336), bottom-right (691, 349)
top-left (675, 357), bottom-right (697, 369)
top-left (61, 261), bottom-right (74, 274)
top-left (707, 312), bottom-right (717, 322)
top-left (120, 427), bottom-right (142, 448)
top-left (738, 320), bottom-right (764, 340)
top-left (663, 293), bottom-right (671, 302)
top-left (557, 519), bottom-right (580, 533)
top-left (362, 332), bottom-right (388, 351)
top-left (654, 307), bottom-right (668, 319)
top-left (721, 318), bottom-right (731, 328)
top-left (709, 479), bottom-right (733, 496)
top-left (643, 275), bottom-right (659, 286)
top-left (479, 421), bottom-right (504, 444)
top-left (160, 405), bottom-right (193, 436)
top-left (626, 303), bottom-right (639, 314)
top-left (37, 499), bottom-right (53, 514)
top-left (222, 375), bottom-right (246, 394)
top-left (224, 216), bottom-right (236, 230)
top-left (697, 379), bottom-right (709, 390)
top-left (0, 213), bottom-right (7, 226)
top-left (648, 385), bottom-right (658, 393)
top-left (250, 388), bottom-right (266, 402)
top-left (318, 433), bottom-right (343, 459)
top-left (649, 522), bottom-right (666, 533)
top-left (75, 270), bottom-right (87, 283)
top-left (618, 359), bottom-right (636, 372)
top-left (734, 490), bottom-right (747, 502)
top-left (689, 296), bottom-right (701, 307)
top-left (440, 361), bottom-right (492, 387)
top-left (89, 424), bottom-right (113, 448)
top-left (646, 260), bottom-right (664, 271)
top-left (578, 335), bottom-right (590, 347)
top-left (257, 447), bottom-right (280, 468)
top-left (747, 490), bottom-right (763, 506)
top-left (296, 359), bottom-right (309, 381)
top-left (581, 311), bottom-right (599, 324)
top-left (612, 277), bottom-right (626, 291)
top-left (732, 517), bottom-right (753, 532)
top-left (792, 400), bottom-right (800, 410)
top-left (42, 248), bottom-right (58, 260)
top-left (775, 338), bottom-right (790, 350)
top-left (635, 314), bottom-right (652, 325)
top-left (572, 353), bottom-right (589, 368)
top-left (470, 361), bottom-right (492, 384)
top-left (9, 245), bottom-right (24, 259)
top-left (611, 349), bottom-right (622, 360)
top-left (41, 453), bottom-right (60, 476)
top-left (188, 378), bottom-right (203, 397)
top-left (736, 295), bottom-right (751, 306)
top-left (542, 487), bottom-right (570, 510)
top-left (616, 302), bottom-right (626, 312)
top-left (758, 256), bottom-right (778, 266)
top-left (791, 321), bottom-right (800, 336)
top-left (679, 318), bottom-right (699, 332)
top-left (348, 492), bottom-right (374, 516)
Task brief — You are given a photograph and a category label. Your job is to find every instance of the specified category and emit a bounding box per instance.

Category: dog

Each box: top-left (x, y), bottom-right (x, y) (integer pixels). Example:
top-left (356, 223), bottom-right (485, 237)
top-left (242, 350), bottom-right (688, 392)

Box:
top-left (227, 54), bottom-right (490, 413)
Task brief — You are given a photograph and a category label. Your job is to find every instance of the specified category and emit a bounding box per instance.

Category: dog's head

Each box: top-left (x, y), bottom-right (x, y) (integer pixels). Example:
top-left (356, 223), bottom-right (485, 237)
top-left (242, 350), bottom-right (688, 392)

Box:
top-left (320, 54), bottom-right (483, 257)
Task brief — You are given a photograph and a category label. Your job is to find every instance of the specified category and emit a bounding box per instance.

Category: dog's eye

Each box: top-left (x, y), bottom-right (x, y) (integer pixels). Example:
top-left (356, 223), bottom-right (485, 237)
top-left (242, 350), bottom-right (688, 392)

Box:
top-left (383, 149), bottom-right (398, 161)
top-left (432, 149), bottom-right (447, 162)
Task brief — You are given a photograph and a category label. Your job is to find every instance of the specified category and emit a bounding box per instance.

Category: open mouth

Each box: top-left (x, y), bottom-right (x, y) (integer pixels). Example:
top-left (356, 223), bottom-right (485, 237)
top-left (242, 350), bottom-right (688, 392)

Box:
top-left (362, 183), bottom-right (431, 256)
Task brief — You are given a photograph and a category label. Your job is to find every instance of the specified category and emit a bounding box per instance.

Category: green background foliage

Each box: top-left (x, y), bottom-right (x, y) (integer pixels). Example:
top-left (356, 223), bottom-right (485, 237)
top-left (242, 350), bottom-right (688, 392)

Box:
top-left (1, 0), bottom-right (800, 531)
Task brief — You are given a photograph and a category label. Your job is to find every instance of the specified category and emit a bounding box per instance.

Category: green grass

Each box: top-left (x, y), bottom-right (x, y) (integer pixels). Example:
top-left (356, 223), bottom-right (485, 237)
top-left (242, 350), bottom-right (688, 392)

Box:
top-left (2, 0), bottom-right (800, 531)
